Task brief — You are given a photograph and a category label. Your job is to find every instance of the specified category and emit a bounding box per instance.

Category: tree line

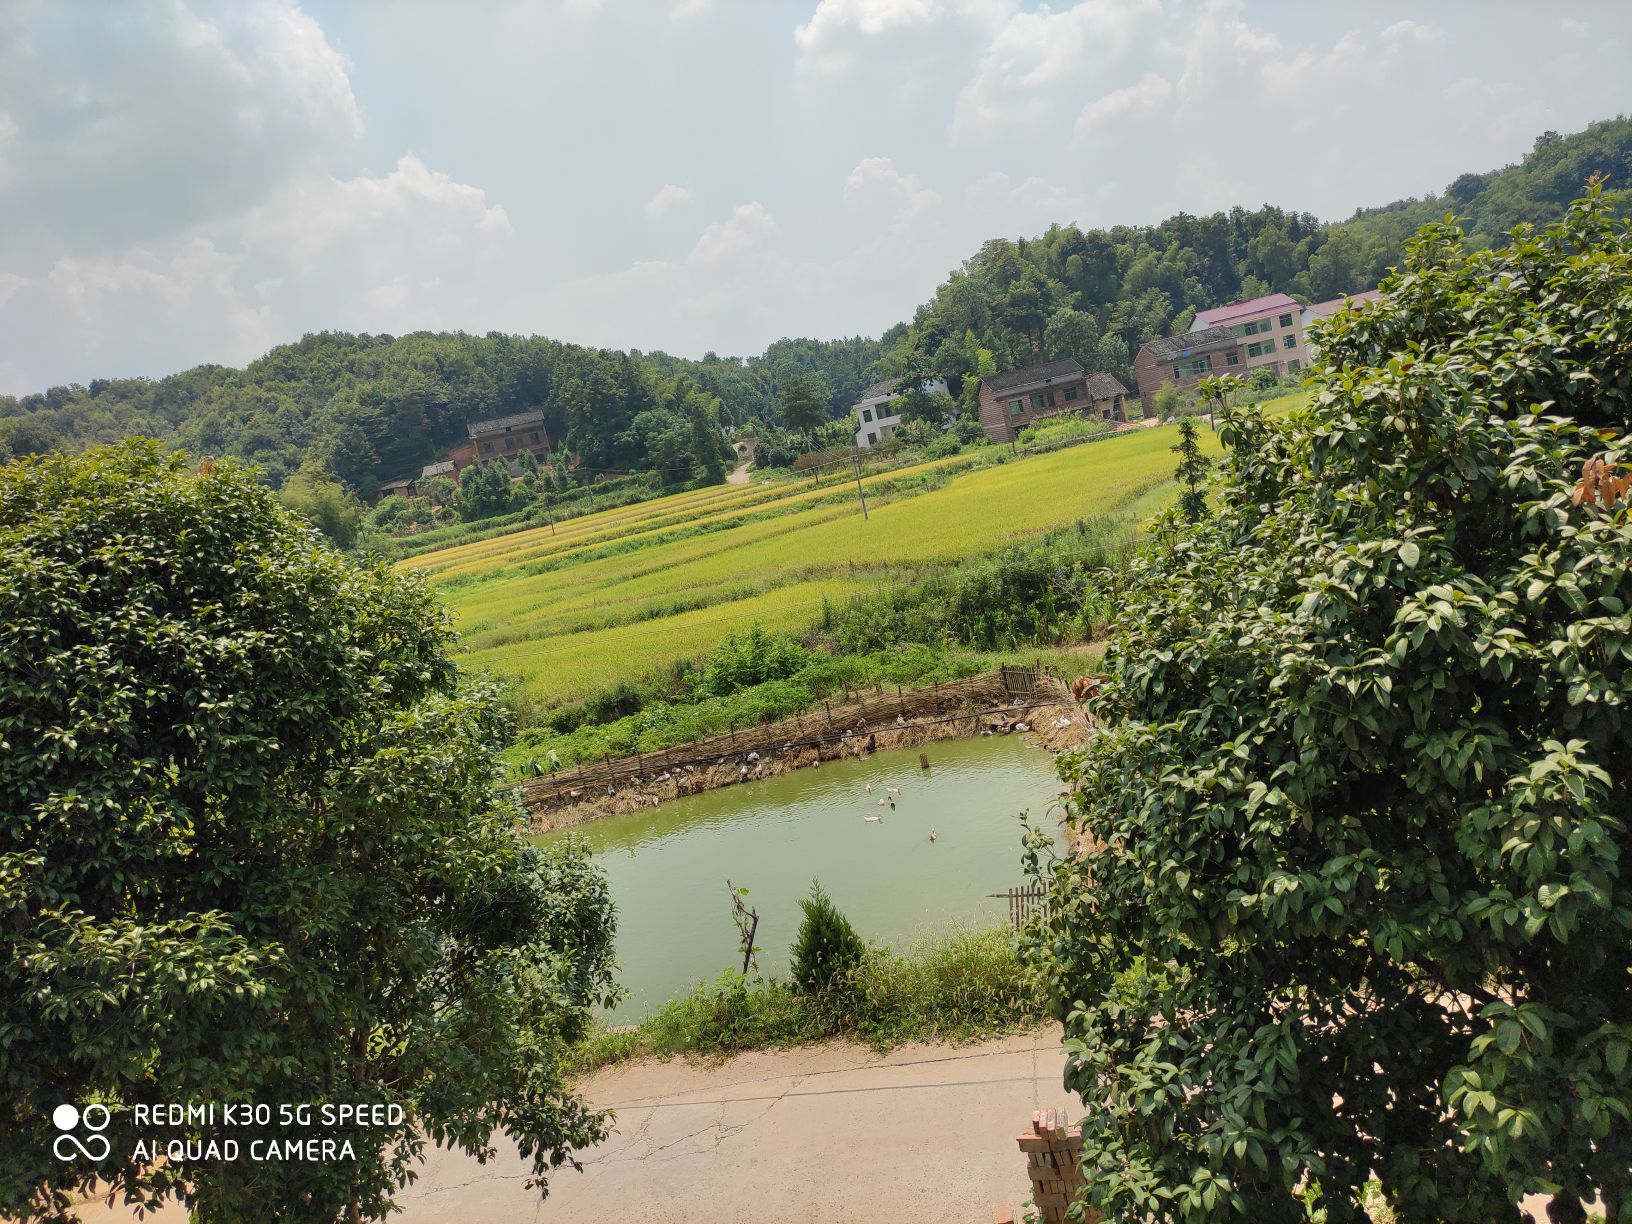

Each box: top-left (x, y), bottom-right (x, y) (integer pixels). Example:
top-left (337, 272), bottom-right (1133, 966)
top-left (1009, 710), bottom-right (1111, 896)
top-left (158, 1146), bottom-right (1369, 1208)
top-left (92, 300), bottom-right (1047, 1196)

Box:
top-left (2, 116), bottom-right (1628, 495)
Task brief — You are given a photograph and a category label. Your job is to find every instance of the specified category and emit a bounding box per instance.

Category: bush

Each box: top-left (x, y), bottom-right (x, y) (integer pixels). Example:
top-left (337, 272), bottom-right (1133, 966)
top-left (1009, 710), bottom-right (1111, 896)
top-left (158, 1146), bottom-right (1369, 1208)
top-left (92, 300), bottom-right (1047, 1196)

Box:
top-left (790, 881), bottom-right (866, 995)
top-left (0, 442), bottom-right (617, 1223)
top-left (568, 927), bottom-right (1046, 1071)
top-left (694, 624), bottom-right (812, 699)
top-left (1029, 190), bottom-right (1632, 1221)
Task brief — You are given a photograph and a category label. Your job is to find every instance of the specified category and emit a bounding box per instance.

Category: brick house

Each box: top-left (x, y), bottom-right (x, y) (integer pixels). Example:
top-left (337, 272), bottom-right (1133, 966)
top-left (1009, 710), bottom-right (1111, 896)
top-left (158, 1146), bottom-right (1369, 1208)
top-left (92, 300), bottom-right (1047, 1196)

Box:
top-left (443, 411), bottom-right (551, 474)
top-left (976, 359), bottom-right (1130, 444)
top-left (1133, 327), bottom-right (1245, 413)
top-left (1190, 292), bottom-right (1307, 376)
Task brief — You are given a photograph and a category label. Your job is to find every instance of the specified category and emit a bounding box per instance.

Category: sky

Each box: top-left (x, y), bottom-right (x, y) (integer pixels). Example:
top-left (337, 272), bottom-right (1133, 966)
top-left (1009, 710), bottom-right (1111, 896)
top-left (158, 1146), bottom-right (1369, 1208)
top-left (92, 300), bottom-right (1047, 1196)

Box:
top-left (0, 0), bottom-right (1627, 394)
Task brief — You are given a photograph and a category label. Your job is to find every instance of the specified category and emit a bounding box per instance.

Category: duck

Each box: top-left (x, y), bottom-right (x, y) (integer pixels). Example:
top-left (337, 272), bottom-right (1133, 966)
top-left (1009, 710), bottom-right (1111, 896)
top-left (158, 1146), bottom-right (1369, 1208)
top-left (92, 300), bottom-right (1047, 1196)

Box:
top-left (929, 829), bottom-right (938, 842)
top-left (885, 787), bottom-right (899, 796)
top-left (865, 782), bottom-right (873, 795)
top-left (888, 797), bottom-right (896, 810)
top-left (864, 814), bottom-right (881, 823)
top-left (878, 797), bottom-right (887, 806)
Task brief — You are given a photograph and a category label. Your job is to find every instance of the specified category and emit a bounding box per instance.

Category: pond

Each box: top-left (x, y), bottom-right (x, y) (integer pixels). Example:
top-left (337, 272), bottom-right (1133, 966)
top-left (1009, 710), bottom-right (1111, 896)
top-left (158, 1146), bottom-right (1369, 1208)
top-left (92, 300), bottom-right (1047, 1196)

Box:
top-left (536, 734), bottom-right (1065, 1021)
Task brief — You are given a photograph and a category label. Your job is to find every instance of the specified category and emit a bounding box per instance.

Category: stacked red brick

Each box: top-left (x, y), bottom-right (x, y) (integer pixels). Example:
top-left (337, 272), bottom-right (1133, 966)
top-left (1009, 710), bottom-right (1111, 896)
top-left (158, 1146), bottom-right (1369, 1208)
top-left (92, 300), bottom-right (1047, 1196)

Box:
top-left (992, 1108), bottom-right (1100, 1224)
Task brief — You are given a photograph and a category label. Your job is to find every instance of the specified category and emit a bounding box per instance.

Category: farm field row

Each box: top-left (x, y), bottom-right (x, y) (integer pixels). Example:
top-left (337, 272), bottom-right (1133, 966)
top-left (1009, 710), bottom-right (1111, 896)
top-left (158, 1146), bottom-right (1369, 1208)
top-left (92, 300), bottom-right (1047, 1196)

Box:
top-left (406, 424), bottom-right (1218, 707)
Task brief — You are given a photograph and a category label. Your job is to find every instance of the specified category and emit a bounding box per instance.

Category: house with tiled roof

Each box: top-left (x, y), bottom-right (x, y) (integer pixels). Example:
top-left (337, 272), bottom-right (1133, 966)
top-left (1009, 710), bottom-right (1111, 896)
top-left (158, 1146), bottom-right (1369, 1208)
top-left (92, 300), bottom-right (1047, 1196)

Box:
top-left (1133, 326), bottom-right (1245, 413)
top-left (976, 358), bottom-right (1130, 443)
top-left (446, 411), bottom-right (551, 472)
top-left (1189, 291), bottom-right (1306, 378)
top-left (1302, 290), bottom-right (1384, 362)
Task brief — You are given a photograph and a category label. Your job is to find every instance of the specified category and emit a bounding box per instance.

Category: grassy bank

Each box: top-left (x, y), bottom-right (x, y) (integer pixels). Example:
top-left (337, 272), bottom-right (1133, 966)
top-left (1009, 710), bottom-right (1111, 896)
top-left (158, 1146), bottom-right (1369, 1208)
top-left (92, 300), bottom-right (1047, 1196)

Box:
top-left (569, 927), bottom-right (1047, 1073)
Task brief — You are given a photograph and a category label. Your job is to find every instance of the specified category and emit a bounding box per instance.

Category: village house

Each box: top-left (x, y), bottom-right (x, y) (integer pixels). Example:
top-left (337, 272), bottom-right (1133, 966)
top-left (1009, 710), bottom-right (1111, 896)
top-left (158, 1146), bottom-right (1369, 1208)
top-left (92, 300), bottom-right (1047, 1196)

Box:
top-left (446, 411), bottom-right (551, 472)
top-left (852, 376), bottom-right (949, 448)
top-left (976, 359), bottom-right (1130, 444)
top-left (1133, 327), bottom-right (1245, 413)
top-left (375, 476), bottom-right (415, 502)
top-left (1190, 291), bottom-right (1307, 377)
top-left (421, 459), bottom-right (456, 482)
top-left (1301, 289), bottom-right (1383, 363)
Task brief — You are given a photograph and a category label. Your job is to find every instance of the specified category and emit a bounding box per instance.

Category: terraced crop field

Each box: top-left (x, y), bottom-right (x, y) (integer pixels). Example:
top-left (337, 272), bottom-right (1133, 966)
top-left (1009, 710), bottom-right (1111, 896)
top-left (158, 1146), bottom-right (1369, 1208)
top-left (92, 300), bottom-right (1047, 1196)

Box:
top-left (402, 424), bottom-right (1214, 707)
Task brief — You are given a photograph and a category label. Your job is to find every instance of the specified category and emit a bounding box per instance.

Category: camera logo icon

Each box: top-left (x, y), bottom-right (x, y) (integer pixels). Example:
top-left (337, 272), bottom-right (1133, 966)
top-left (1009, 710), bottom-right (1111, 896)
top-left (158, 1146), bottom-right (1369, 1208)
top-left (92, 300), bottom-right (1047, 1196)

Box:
top-left (52, 1103), bottom-right (111, 1162)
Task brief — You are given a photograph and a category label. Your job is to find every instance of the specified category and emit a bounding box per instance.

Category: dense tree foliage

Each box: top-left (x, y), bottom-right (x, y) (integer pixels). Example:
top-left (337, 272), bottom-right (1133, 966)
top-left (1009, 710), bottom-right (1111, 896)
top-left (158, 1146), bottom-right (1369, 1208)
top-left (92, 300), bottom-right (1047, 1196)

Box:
top-left (1, 443), bottom-right (617, 1223)
top-left (2, 118), bottom-right (1626, 499)
top-left (883, 118), bottom-right (1632, 398)
top-left (1027, 191), bottom-right (1632, 1221)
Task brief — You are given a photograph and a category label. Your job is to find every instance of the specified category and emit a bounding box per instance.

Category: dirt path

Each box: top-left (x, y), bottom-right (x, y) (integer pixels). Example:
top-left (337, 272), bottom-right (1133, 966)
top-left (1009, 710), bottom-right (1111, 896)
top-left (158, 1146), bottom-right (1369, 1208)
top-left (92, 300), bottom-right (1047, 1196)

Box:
top-left (71, 1029), bottom-right (1575, 1223)
top-left (726, 461), bottom-right (751, 484)
top-left (398, 1031), bottom-right (1065, 1223)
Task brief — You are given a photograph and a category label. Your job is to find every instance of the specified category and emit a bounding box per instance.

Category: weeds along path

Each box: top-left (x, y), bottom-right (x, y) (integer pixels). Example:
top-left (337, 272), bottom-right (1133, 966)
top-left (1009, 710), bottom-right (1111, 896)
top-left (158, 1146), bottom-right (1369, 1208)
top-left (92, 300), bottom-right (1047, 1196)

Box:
top-left (402, 425), bottom-right (1214, 709)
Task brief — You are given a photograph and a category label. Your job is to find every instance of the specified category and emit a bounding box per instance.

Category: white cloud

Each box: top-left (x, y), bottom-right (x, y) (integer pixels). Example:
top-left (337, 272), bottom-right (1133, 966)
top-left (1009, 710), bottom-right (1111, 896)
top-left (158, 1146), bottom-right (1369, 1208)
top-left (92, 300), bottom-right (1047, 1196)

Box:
top-left (1073, 71), bottom-right (1172, 143)
top-left (644, 183), bottom-right (695, 217)
top-left (1442, 77), bottom-right (1559, 144)
top-left (951, 0), bottom-right (1160, 141)
top-left (238, 155), bottom-right (512, 268)
top-left (0, 270), bottom-right (26, 312)
top-left (844, 157), bottom-right (940, 231)
top-left (0, 110), bottom-right (16, 188)
top-left (46, 238), bottom-right (275, 363)
top-left (1381, 19), bottom-right (1446, 57)
top-left (0, 1), bottom-right (364, 254)
top-left (795, 0), bottom-right (996, 73)
top-left (965, 171), bottom-right (1101, 231)
top-left (1561, 17), bottom-right (1588, 39)
top-left (671, 0), bottom-right (715, 16)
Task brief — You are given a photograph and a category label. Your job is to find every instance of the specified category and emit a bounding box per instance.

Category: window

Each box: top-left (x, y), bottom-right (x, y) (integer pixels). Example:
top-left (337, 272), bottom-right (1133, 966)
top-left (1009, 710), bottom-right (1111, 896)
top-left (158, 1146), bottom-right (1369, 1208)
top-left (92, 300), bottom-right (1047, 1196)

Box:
top-left (1032, 393), bottom-right (1048, 409)
top-left (1279, 313), bottom-right (1293, 329)
top-left (1063, 386), bottom-right (1079, 402)
top-left (1246, 339), bottom-right (1281, 359)
top-left (1226, 352), bottom-right (1240, 366)
top-left (1010, 399), bottom-right (1024, 415)
top-left (530, 431), bottom-right (540, 443)
top-left (1172, 355), bottom-right (1213, 379)
top-left (862, 408), bottom-right (873, 422)
top-left (1282, 334), bottom-right (1296, 350)
top-left (1233, 319), bottom-right (1272, 337)
top-left (480, 442), bottom-right (492, 455)
top-left (866, 431), bottom-right (877, 444)
top-left (1287, 359), bottom-right (1302, 374)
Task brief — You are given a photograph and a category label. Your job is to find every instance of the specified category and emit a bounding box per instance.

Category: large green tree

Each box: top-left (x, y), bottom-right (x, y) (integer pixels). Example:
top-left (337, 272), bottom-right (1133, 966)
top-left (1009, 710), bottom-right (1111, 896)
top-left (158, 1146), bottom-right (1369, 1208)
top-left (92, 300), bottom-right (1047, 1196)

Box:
top-left (1027, 191), bottom-right (1632, 1222)
top-left (1, 443), bottom-right (617, 1223)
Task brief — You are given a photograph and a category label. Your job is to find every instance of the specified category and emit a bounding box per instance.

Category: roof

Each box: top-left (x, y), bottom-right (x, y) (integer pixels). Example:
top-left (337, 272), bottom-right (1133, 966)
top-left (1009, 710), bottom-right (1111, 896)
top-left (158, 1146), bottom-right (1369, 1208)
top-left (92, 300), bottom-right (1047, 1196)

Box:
top-left (857, 377), bottom-right (901, 402)
top-left (982, 359), bottom-right (1084, 394)
top-left (1305, 289), bottom-right (1383, 319)
top-left (1084, 372), bottom-right (1130, 400)
top-left (468, 411), bottom-right (546, 439)
top-left (379, 476), bottom-right (415, 490)
top-left (421, 460), bottom-right (456, 478)
top-left (1141, 326), bottom-right (1240, 363)
top-left (1191, 293), bottom-right (1300, 330)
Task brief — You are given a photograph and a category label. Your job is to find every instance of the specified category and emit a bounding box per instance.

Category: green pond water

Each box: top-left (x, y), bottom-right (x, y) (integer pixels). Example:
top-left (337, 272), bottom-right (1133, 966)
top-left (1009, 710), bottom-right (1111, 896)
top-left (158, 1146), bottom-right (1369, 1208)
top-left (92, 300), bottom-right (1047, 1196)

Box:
top-left (537, 734), bottom-right (1064, 1021)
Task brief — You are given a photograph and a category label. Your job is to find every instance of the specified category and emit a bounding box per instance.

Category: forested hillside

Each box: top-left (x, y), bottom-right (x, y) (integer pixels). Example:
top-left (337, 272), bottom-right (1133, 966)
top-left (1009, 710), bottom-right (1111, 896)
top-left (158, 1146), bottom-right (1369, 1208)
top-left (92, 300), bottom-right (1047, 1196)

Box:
top-left (3, 116), bottom-right (1627, 494)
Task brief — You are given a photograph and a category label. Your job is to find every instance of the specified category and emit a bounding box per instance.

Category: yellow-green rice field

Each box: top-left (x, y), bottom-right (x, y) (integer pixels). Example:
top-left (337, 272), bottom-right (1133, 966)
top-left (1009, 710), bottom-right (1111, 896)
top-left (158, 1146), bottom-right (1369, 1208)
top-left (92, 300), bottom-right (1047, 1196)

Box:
top-left (401, 423), bottom-right (1217, 707)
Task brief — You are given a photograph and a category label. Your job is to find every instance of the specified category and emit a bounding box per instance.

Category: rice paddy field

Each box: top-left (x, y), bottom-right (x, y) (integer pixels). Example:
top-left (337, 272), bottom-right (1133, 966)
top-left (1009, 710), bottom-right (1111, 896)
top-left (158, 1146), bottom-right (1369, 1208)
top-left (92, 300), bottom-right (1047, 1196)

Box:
top-left (401, 423), bottom-right (1220, 709)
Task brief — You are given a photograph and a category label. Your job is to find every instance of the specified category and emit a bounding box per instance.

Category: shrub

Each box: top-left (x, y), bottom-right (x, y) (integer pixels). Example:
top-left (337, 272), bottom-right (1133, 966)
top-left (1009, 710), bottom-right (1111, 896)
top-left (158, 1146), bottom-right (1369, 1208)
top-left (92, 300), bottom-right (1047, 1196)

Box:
top-left (790, 881), bottom-right (866, 995)
top-left (1028, 190), bottom-right (1632, 1221)
top-left (694, 624), bottom-right (812, 699)
top-left (1, 442), bottom-right (616, 1223)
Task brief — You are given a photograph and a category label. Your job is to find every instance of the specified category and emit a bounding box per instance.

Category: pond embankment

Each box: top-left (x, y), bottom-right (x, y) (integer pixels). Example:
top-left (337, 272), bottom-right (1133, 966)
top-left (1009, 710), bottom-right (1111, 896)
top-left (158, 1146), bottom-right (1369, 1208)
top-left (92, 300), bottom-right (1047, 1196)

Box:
top-left (521, 667), bottom-right (1091, 833)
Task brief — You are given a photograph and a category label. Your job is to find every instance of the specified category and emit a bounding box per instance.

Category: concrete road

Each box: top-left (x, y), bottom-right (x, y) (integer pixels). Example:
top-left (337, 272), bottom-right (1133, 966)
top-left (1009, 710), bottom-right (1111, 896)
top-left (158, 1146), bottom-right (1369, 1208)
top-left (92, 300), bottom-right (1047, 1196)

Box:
top-left (397, 1031), bottom-right (1063, 1224)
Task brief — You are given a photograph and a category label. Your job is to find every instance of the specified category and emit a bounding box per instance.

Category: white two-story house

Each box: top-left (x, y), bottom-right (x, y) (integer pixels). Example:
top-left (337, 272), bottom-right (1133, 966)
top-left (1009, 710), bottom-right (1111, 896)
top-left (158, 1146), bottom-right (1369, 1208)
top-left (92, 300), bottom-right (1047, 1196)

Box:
top-left (852, 376), bottom-right (949, 448)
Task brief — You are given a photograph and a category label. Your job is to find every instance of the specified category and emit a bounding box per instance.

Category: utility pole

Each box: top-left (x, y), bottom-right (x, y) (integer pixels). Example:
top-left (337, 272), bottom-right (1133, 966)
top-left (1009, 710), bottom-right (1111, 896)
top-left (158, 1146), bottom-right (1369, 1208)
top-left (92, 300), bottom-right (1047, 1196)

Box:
top-left (852, 454), bottom-right (869, 520)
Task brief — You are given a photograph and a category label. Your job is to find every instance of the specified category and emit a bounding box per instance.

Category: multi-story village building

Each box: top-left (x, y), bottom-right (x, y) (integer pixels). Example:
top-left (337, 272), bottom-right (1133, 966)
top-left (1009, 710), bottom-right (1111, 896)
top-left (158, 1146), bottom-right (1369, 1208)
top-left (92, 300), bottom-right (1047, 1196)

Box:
top-left (1301, 289), bottom-right (1383, 363)
top-left (1133, 327), bottom-right (1244, 414)
top-left (1190, 292), bottom-right (1307, 376)
top-left (851, 377), bottom-right (949, 448)
top-left (976, 359), bottom-right (1130, 444)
